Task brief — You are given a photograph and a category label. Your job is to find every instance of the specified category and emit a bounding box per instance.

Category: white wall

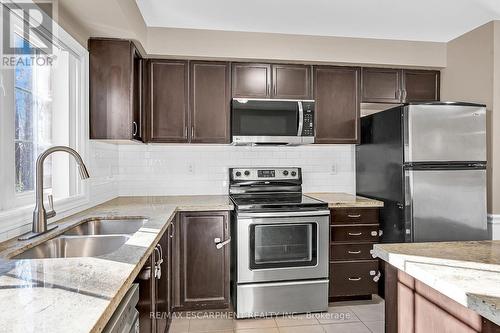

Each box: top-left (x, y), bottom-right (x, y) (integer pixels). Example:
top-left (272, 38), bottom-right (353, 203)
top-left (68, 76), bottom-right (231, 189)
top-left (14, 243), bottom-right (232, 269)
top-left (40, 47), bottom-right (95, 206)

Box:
top-left (117, 144), bottom-right (356, 196)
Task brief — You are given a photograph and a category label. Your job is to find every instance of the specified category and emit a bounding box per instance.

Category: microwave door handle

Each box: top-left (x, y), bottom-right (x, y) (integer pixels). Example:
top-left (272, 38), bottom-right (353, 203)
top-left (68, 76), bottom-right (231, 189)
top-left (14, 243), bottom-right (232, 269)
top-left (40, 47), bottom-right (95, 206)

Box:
top-left (297, 101), bottom-right (304, 136)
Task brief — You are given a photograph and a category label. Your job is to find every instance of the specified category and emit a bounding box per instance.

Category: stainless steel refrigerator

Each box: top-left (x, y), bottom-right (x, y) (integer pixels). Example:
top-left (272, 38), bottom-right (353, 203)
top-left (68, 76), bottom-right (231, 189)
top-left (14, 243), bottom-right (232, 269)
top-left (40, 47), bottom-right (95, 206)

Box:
top-left (357, 102), bottom-right (488, 243)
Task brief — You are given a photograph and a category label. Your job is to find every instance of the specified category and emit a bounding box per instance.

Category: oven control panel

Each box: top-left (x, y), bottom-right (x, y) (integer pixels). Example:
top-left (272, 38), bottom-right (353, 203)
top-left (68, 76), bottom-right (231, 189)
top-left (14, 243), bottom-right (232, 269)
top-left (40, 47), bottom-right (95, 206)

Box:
top-left (231, 168), bottom-right (300, 180)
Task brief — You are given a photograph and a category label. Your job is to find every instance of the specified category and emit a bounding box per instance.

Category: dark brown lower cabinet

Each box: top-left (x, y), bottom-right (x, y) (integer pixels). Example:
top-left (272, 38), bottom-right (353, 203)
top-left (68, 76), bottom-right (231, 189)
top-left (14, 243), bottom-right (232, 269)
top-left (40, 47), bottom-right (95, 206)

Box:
top-left (137, 252), bottom-right (158, 333)
top-left (173, 211), bottom-right (231, 311)
top-left (329, 207), bottom-right (381, 301)
top-left (137, 223), bottom-right (174, 333)
top-left (385, 263), bottom-right (500, 333)
top-left (329, 260), bottom-right (379, 298)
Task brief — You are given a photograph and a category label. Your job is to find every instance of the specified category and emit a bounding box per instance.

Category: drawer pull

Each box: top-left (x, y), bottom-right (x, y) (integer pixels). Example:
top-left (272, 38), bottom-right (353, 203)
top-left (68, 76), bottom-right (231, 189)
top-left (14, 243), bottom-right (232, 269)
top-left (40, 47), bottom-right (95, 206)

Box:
top-left (347, 214), bottom-right (361, 218)
top-left (348, 250), bottom-right (361, 254)
top-left (371, 231), bottom-right (378, 236)
top-left (348, 277), bottom-right (362, 281)
top-left (348, 232), bottom-right (362, 236)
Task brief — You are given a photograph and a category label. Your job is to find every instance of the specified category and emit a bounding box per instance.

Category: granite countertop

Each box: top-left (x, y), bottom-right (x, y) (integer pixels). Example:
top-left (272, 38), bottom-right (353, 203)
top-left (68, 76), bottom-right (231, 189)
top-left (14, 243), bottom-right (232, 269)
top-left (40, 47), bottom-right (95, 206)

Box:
top-left (373, 241), bottom-right (500, 325)
top-left (0, 195), bottom-right (233, 333)
top-left (306, 192), bottom-right (384, 208)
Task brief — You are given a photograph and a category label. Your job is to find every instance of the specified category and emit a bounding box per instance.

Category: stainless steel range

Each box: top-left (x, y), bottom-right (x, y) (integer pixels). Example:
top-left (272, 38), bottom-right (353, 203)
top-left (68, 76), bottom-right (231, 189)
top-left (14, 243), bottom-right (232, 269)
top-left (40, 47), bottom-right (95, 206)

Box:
top-left (229, 167), bottom-right (329, 318)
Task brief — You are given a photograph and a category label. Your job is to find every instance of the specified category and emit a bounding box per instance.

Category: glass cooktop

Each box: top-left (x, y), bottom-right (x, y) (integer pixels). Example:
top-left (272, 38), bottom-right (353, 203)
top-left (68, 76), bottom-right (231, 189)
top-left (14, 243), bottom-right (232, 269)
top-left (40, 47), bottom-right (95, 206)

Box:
top-left (230, 193), bottom-right (328, 211)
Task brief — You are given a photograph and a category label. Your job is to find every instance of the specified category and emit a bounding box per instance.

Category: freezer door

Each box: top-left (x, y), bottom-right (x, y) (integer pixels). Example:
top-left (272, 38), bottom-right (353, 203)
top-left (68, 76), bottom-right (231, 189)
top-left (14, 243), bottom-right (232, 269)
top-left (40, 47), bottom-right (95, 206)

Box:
top-left (404, 104), bottom-right (486, 162)
top-left (405, 168), bottom-right (488, 242)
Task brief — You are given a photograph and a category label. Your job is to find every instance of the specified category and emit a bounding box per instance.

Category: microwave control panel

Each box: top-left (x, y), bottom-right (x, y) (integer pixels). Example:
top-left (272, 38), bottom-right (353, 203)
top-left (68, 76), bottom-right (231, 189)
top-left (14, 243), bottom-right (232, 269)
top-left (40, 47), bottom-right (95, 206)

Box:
top-left (301, 102), bottom-right (315, 137)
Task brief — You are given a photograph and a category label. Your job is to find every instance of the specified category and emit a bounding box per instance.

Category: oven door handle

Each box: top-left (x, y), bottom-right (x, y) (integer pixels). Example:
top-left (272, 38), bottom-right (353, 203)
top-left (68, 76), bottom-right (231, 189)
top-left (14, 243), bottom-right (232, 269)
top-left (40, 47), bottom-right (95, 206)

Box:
top-left (237, 210), bottom-right (330, 218)
top-left (297, 101), bottom-right (304, 136)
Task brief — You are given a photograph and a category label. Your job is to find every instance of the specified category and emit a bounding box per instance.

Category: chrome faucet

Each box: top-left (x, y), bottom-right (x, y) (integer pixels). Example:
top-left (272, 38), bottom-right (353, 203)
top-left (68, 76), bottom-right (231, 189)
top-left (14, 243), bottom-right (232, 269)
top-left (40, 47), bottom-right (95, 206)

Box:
top-left (19, 146), bottom-right (90, 240)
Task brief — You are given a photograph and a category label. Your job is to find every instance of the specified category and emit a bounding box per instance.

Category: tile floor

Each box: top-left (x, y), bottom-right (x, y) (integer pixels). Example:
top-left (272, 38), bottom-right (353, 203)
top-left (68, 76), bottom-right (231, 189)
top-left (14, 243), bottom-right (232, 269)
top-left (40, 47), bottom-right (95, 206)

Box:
top-left (169, 296), bottom-right (384, 333)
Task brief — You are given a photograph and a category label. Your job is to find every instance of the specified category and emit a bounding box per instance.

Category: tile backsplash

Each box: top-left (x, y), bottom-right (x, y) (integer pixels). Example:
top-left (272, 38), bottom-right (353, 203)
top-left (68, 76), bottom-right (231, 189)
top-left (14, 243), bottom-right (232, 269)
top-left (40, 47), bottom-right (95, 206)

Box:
top-left (0, 143), bottom-right (355, 241)
top-left (118, 144), bottom-right (356, 196)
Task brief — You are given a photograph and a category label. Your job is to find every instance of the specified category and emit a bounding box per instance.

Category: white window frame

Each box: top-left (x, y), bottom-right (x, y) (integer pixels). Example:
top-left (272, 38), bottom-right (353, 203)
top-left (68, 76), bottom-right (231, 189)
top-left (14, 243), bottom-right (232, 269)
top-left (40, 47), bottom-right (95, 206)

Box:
top-left (0, 1), bottom-right (90, 236)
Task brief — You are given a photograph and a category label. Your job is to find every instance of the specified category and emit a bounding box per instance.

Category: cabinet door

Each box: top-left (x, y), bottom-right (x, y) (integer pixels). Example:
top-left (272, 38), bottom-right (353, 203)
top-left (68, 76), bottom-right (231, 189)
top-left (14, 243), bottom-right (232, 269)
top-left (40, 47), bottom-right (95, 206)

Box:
top-left (272, 64), bottom-right (312, 99)
top-left (361, 68), bottom-right (402, 103)
top-left (137, 253), bottom-right (157, 333)
top-left (190, 61), bottom-right (231, 143)
top-left (232, 63), bottom-right (271, 98)
top-left (403, 70), bottom-right (440, 102)
top-left (132, 44), bottom-right (144, 142)
top-left (89, 39), bottom-right (134, 140)
top-left (148, 60), bottom-right (189, 142)
top-left (179, 211), bottom-right (230, 310)
top-left (156, 226), bottom-right (172, 333)
top-left (314, 66), bottom-right (360, 143)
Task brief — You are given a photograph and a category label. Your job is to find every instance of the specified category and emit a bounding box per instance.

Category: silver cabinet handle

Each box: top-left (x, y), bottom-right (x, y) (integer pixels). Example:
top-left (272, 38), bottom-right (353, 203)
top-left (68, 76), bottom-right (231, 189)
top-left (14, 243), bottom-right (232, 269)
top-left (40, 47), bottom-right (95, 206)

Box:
top-left (132, 121), bottom-right (138, 136)
top-left (191, 126), bottom-right (194, 139)
top-left (347, 214), bottom-right (361, 218)
top-left (402, 89), bottom-right (407, 101)
top-left (184, 126), bottom-right (187, 138)
top-left (169, 223), bottom-right (175, 238)
top-left (348, 232), bottom-right (362, 236)
top-left (348, 250), bottom-right (361, 254)
top-left (348, 277), bottom-right (362, 281)
top-left (373, 271), bottom-right (381, 282)
top-left (214, 237), bottom-right (231, 249)
top-left (154, 244), bottom-right (163, 279)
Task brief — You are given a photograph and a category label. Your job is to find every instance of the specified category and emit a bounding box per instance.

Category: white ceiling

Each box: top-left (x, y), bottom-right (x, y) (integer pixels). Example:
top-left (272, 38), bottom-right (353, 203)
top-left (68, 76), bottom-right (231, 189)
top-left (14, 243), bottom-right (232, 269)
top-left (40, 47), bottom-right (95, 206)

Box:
top-left (135, 0), bottom-right (500, 42)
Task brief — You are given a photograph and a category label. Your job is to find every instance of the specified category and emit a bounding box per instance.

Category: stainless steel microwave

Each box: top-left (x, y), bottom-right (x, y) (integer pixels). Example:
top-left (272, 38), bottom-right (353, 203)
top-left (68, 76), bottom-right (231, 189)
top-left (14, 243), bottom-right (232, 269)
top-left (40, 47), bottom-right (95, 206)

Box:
top-left (231, 98), bottom-right (315, 145)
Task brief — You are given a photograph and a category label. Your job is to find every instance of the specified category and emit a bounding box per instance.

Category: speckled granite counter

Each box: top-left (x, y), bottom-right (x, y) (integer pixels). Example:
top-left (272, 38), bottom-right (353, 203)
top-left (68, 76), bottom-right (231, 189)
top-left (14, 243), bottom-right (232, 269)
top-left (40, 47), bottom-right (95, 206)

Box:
top-left (0, 196), bottom-right (233, 333)
top-left (306, 192), bottom-right (384, 208)
top-left (373, 241), bottom-right (500, 325)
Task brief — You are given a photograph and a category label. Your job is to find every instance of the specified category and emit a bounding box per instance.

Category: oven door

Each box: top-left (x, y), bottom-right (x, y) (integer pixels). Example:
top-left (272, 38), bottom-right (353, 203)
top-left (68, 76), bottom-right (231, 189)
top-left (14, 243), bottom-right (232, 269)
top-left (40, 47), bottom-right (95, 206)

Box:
top-left (231, 99), bottom-right (311, 144)
top-left (236, 211), bottom-right (329, 283)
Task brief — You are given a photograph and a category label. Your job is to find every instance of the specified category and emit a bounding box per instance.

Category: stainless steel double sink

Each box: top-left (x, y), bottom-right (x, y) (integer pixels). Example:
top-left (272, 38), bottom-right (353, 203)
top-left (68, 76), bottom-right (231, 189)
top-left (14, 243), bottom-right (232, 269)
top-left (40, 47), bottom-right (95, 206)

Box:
top-left (14, 218), bottom-right (147, 260)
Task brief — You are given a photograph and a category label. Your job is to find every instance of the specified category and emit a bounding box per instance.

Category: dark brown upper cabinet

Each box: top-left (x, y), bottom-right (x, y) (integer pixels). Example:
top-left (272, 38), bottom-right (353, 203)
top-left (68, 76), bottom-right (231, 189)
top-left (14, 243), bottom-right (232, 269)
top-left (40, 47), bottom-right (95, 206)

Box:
top-left (190, 61), bottom-right (231, 143)
top-left (89, 38), bottom-right (144, 141)
top-left (147, 60), bottom-right (189, 143)
top-left (232, 63), bottom-right (272, 98)
top-left (361, 67), bottom-right (440, 103)
top-left (314, 66), bottom-right (360, 144)
top-left (175, 211), bottom-right (230, 310)
top-left (361, 68), bottom-right (402, 103)
top-left (403, 69), bottom-right (440, 102)
top-left (272, 64), bottom-right (312, 99)
top-left (232, 63), bottom-right (312, 99)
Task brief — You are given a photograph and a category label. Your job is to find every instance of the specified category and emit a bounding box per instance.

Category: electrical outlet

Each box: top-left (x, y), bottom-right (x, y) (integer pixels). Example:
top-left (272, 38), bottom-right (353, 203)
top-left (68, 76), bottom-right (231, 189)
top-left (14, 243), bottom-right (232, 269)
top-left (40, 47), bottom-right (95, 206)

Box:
top-left (330, 163), bottom-right (337, 175)
top-left (188, 163), bottom-right (195, 175)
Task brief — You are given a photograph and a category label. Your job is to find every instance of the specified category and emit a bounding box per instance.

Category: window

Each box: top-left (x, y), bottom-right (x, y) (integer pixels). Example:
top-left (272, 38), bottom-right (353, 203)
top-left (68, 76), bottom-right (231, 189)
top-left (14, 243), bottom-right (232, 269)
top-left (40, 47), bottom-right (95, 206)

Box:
top-left (0, 2), bottom-right (89, 217)
top-left (14, 35), bottom-right (53, 193)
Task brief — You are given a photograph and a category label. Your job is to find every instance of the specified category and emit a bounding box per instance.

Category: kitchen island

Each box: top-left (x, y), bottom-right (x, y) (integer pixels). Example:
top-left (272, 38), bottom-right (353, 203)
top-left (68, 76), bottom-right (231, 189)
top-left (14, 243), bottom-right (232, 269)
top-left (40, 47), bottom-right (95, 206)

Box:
top-left (373, 241), bottom-right (500, 332)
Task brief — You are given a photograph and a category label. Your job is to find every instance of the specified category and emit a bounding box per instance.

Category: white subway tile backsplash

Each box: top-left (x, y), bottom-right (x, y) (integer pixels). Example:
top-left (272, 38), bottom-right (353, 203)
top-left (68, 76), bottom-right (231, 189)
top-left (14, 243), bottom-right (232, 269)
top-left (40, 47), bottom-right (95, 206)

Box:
top-left (117, 144), bottom-right (356, 196)
top-left (0, 142), bottom-right (356, 240)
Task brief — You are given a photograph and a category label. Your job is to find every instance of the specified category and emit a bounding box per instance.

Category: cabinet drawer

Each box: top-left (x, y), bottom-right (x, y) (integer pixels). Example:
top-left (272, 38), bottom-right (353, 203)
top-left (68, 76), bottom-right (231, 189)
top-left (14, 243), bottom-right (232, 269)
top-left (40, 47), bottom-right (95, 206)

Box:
top-left (330, 243), bottom-right (375, 261)
top-left (329, 260), bottom-right (379, 297)
top-left (331, 225), bottom-right (380, 243)
top-left (331, 208), bottom-right (379, 224)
